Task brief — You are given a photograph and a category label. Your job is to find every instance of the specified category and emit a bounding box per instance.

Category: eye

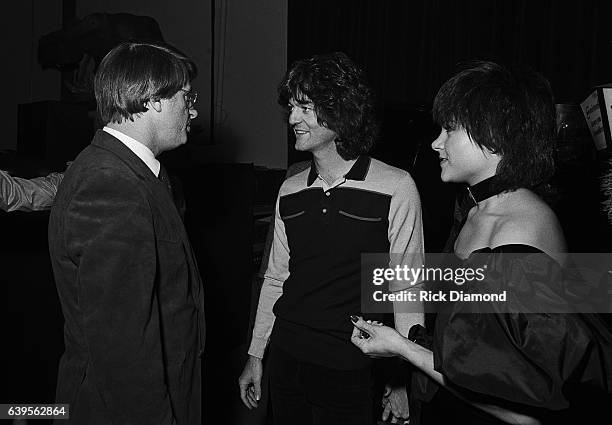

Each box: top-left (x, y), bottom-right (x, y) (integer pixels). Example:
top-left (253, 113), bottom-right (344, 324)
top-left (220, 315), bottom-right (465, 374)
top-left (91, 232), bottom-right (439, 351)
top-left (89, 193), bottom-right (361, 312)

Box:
top-left (301, 106), bottom-right (313, 114)
top-left (443, 121), bottom-right (459, 132)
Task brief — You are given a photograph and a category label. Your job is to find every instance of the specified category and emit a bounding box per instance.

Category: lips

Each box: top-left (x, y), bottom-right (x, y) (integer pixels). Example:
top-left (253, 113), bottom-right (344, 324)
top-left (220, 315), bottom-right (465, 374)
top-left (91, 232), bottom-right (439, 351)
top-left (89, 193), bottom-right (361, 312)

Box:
top-left (294, 128), bottom-right (309, 136)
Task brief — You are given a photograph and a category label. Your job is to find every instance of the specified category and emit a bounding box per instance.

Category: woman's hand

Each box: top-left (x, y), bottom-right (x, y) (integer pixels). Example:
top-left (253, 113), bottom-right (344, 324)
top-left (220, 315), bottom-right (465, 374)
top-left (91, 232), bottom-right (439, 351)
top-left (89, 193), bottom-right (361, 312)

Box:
top-left (350, 316), bottom-right (407, 358)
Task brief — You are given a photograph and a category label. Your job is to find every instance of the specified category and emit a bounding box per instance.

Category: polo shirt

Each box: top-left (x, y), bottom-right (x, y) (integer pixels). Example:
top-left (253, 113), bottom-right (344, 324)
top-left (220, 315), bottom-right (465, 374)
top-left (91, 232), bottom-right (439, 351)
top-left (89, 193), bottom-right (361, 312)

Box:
top-left (248, 156), bottom-right (424, 369)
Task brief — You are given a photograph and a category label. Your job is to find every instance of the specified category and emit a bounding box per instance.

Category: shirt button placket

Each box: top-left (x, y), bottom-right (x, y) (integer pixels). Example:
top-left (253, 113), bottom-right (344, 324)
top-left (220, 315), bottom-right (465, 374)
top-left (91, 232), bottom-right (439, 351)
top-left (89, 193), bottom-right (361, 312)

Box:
top-left (321, 190), bottom-right (331, 224)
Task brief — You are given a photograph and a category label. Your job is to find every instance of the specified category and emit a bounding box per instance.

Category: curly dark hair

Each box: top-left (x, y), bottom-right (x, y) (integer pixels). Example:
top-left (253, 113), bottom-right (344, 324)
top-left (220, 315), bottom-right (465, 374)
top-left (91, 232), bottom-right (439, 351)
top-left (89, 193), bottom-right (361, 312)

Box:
top-left (277, 52), bottom-right (379, 160)
top-left (94, 41), bottom-right (197, 124)
top-left (432, 60), bottom-right (556, 191)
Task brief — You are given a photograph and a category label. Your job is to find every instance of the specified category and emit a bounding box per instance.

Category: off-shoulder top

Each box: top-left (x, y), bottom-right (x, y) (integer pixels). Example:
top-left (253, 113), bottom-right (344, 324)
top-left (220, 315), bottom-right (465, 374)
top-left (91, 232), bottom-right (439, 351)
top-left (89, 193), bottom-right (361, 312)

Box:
top-left (409, 244), bottom-right (612, 424)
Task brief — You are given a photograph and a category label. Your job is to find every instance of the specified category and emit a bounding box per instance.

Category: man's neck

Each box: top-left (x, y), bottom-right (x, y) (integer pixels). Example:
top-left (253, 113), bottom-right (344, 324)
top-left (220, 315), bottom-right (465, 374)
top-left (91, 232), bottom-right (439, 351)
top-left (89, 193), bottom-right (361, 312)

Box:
top-left (312, 149), bottom-right (357, 185)
top-left (106, 120), bottom-right (158, 156)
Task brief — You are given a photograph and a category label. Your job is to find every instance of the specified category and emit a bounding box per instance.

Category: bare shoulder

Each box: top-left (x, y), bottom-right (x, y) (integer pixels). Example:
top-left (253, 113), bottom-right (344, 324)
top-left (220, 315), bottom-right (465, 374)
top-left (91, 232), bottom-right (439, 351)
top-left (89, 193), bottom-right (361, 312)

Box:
top-left (490, 189), bottom-right (566, 255)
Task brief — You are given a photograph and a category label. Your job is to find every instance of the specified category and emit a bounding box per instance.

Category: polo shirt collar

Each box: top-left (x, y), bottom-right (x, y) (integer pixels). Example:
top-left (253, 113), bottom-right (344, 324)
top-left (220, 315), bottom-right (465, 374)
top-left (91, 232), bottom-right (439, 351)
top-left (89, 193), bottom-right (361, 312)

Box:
top-left (306, 155), bottom-right (371, 186)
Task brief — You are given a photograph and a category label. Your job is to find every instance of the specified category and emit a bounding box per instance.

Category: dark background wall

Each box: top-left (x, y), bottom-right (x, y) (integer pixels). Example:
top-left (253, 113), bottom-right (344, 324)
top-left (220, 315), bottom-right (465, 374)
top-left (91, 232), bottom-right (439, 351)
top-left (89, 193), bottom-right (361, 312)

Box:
top-left (286, 0), bottom-right (612, 253)
top-left (288, 0), bottom-right (612, 107)
top-left (6, 0), bottom-right (288, 169)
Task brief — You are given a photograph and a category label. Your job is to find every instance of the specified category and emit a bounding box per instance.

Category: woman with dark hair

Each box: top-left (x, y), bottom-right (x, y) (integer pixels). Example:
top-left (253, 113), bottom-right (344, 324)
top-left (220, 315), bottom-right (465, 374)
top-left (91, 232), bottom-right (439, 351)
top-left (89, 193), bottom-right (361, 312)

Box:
top-left (351, 61), bottom-right (612, 424)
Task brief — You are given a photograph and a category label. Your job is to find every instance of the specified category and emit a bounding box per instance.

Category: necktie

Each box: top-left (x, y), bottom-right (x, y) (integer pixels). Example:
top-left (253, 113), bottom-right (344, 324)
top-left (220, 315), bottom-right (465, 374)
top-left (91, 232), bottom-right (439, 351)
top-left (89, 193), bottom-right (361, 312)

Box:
top-left (158, 164), bottom-right (173, 195)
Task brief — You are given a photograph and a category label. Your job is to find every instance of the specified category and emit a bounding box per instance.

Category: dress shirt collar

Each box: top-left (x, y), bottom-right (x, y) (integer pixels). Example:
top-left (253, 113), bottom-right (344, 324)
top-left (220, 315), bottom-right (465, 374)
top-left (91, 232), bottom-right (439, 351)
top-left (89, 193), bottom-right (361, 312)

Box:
top-left (103, 126), bottom-right (160, 177)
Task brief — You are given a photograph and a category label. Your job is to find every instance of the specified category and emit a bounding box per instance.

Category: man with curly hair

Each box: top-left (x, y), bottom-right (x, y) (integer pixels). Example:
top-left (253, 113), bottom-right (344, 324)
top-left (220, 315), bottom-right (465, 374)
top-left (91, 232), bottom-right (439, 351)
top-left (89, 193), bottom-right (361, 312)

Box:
top-left (238, 52), bottom-right (424, 425)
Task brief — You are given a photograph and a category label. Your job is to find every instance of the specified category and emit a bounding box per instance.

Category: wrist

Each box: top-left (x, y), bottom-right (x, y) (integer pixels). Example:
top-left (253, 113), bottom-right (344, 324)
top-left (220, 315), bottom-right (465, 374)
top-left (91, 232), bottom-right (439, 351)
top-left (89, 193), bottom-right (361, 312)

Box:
top-left (397, 336), bottom-right (417, 362)
top-left (248, 354), bottom-right (263, 363)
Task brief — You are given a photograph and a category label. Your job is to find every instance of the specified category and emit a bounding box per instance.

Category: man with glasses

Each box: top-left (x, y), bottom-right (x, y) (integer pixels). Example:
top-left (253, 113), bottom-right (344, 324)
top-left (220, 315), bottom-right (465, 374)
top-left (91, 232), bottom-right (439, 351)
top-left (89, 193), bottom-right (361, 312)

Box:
top-left (181, 89), bottom-right (198, 109)
top-left (1, 92), bottom-right (197, 214)
top-left (48, 41), bottom-right (205, 425)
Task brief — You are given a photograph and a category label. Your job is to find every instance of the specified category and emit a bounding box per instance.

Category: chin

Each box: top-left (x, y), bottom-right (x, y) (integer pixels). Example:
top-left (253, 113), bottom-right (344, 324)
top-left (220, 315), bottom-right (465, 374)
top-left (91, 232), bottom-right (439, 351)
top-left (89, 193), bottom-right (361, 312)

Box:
top-left (294, 141), bottom-right (308, 152)
top-left (440, 173), bottom-right (461, 184)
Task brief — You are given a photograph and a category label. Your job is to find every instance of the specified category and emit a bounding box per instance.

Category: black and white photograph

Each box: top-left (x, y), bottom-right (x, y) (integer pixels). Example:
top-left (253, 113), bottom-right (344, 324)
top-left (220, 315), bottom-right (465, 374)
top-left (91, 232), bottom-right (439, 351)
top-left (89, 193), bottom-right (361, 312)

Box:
top-left (3, 1), bottom-right (612, 424)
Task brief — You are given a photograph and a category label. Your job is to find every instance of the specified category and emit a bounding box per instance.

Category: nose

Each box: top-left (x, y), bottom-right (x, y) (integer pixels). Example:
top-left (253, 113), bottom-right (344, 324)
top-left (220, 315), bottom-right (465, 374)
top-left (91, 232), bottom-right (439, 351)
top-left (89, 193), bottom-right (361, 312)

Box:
top-left (431, 129), bottom-right (446, 152)
top-left (288, 107), bottom-right (302, 125)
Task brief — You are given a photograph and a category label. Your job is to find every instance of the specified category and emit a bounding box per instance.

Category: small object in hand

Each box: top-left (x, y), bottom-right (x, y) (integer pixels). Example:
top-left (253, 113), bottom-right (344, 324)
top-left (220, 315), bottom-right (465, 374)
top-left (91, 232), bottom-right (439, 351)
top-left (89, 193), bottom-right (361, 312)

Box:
top-left (349, 315), bottom-right (369, 338)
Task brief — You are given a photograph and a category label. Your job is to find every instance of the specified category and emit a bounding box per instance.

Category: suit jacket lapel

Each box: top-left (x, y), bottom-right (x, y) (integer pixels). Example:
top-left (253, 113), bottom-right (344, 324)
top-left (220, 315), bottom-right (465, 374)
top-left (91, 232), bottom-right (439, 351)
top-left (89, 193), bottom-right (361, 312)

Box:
top-left (91, 131), bottom-right (182, 236)
top-left (91, 130), bottom-right (161, 188)
top-left (92, 130), bottom-right (206, 352)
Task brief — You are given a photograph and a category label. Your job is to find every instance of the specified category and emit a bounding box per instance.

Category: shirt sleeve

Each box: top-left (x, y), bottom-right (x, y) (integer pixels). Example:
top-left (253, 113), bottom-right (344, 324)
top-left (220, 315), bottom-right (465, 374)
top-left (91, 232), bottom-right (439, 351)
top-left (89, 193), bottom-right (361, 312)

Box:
top-left (388, 171), bottom-right (426, 333)
top-left (248, 192), bottom-right (290, 358)
top-left (388, 171), bottom-right (425, 292)
top-left (0, 169), bottom-right (63, 212)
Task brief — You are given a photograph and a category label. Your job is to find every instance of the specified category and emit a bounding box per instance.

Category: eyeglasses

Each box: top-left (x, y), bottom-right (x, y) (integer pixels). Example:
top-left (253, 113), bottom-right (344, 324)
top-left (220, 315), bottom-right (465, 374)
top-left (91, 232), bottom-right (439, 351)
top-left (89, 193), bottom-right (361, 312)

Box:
top-left (180, 89), bottom-right (198, 109)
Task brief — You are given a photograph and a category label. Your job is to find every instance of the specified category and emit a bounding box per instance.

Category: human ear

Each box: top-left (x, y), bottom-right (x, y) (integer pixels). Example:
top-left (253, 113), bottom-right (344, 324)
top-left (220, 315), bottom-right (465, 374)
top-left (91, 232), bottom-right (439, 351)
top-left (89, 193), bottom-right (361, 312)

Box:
top-left (147, 99), bottom-right (163, 113)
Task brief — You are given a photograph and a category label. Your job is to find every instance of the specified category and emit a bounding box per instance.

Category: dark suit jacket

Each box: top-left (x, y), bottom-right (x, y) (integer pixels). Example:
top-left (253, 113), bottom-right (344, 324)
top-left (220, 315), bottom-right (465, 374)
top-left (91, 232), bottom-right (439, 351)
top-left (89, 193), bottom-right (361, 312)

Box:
top-left (48, 131), bottom-right (205, 425)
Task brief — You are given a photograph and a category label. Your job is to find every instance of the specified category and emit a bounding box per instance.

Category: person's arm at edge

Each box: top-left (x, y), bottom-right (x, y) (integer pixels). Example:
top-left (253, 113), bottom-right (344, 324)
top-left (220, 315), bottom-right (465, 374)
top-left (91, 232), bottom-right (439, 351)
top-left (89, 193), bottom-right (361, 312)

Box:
top-left (0, 169), bottom-right (63, 212)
